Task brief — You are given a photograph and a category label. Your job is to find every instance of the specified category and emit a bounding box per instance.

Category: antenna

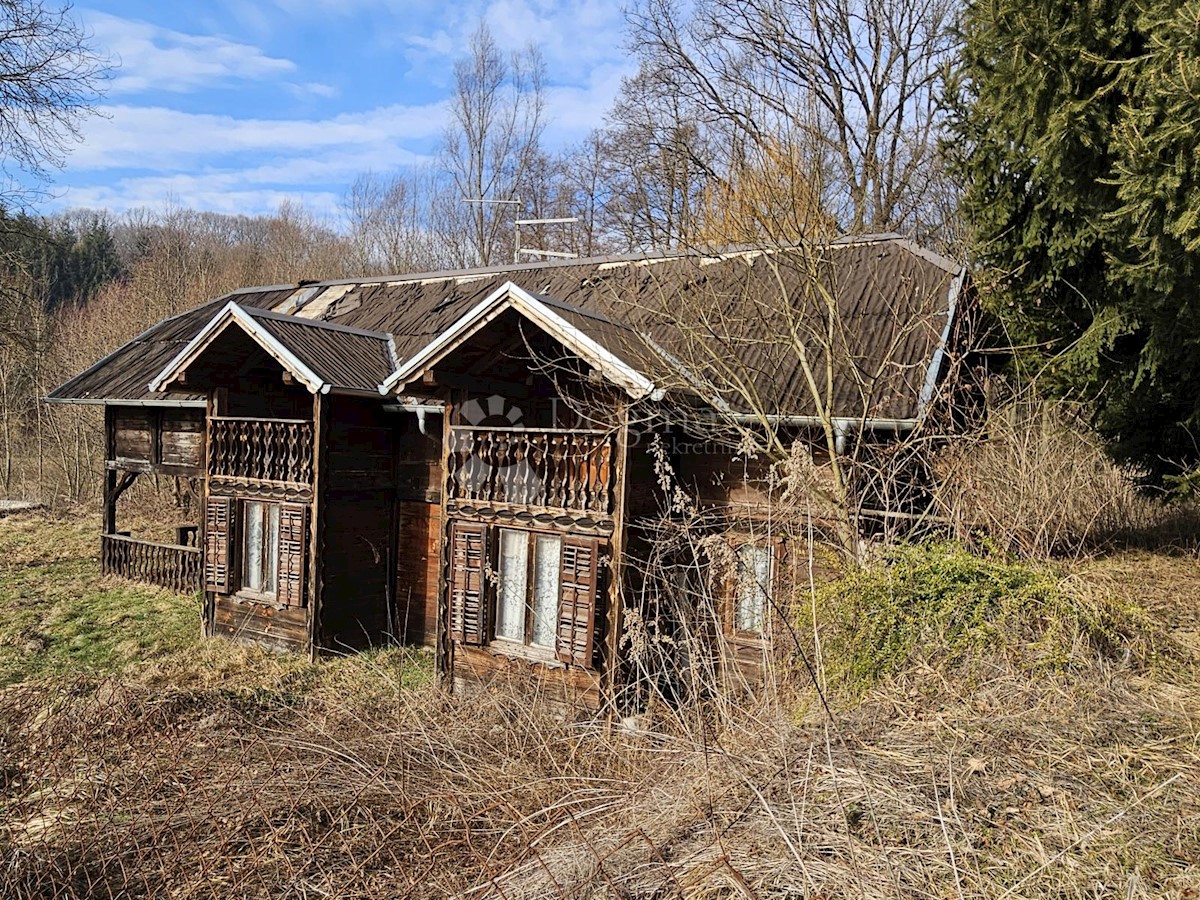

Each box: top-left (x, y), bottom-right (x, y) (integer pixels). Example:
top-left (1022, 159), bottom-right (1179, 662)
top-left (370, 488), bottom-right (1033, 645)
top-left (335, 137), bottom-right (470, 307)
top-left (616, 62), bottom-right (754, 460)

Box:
top-left (514, 217), bottom-right (579, 263)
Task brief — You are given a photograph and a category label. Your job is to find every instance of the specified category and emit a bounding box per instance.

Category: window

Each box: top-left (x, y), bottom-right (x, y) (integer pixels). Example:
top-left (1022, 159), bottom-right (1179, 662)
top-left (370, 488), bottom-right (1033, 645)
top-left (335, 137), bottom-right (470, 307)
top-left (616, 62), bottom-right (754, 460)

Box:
top-left (448, 523), bottom-right (600, 667)
top-left (242, 501), bottom-right (280, 598)
top-left (734, 543), bottom-right (772, 635)
top-left (495, 529), bottom-right (562, 651)
top-left (204, 497), bottom-right (306, 605)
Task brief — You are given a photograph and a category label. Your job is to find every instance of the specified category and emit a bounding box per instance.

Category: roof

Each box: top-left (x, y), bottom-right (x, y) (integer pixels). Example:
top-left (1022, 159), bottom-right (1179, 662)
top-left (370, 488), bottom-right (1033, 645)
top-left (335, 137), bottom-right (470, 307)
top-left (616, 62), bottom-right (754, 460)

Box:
top-left (150, 303), bottom-right (398, 397)
top-left (47, 236), bottom-right (967, 422)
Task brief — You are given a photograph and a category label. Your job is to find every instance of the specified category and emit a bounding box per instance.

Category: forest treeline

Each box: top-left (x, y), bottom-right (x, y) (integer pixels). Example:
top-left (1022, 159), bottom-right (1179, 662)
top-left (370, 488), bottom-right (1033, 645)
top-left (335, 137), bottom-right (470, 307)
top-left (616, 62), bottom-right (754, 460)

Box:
top-left (2, 0), bottom-right (1200, 501)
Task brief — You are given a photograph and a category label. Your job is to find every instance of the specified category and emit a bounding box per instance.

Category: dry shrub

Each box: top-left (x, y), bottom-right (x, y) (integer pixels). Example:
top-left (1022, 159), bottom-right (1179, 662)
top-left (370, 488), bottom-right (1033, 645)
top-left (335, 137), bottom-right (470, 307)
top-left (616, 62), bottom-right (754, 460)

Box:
top-left (934, 400), bottom-right (1200, 557)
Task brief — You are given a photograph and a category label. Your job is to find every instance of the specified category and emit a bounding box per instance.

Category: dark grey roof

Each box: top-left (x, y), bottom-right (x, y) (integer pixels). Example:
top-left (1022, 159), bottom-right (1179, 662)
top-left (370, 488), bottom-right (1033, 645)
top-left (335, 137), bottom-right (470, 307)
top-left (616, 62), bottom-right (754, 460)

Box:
top-left (48, 237), bottom-right (967, 420)
top-left (234, 306), bottom-right (396, 394)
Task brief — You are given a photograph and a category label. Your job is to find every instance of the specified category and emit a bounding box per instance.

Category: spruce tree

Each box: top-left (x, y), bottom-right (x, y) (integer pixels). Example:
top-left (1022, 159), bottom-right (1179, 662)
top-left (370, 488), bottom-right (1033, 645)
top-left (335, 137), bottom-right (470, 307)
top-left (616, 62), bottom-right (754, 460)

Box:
top-left (947, 0), bottom-right (1200, 486)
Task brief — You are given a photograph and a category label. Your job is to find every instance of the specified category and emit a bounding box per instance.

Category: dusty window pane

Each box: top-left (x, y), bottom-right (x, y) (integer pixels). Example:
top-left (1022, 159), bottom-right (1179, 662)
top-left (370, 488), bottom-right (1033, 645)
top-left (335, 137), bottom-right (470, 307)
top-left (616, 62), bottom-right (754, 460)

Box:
top-left (264, 504), bottom-right (280, 595)
top-left (496, 529), bottom-right (528, 642)
top-left (244, 502), bottom-right (263, 592)
top-left (735, 544), bottom-right (770, 633)
top-left (532, 535), bottom-right (561, 648)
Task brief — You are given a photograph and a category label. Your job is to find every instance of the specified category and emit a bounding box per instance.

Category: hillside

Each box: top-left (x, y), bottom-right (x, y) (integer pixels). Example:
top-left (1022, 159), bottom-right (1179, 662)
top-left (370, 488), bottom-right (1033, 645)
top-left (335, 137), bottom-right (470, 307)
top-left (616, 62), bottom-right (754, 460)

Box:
top-left (0, 510), bottom-right (1197, 899)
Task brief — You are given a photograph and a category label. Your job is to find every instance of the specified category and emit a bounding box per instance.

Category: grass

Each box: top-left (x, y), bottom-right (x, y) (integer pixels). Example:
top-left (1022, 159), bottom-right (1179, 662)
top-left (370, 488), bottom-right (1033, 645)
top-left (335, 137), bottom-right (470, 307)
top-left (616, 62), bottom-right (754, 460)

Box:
top-left (0, 511), bottom-right (1196, 898)
top-left (0, 510), bottom-right (433, 695)
top-left (0, 513), bottom-right (199, 685)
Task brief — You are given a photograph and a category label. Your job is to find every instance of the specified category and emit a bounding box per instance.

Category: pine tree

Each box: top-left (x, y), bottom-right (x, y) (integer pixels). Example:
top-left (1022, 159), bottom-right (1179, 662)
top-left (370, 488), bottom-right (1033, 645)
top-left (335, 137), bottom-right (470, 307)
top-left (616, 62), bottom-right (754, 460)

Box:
top-left (946, 0), bottom-right (1200, 486)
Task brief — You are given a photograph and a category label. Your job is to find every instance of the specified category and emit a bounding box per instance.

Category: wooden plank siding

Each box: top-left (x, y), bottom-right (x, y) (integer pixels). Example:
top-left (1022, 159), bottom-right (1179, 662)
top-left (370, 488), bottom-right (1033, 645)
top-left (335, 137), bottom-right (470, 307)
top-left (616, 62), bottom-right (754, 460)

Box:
top-left (395, 500), bottom-right (440, 646)
top-left (212, 595), bottom-right (309, 652)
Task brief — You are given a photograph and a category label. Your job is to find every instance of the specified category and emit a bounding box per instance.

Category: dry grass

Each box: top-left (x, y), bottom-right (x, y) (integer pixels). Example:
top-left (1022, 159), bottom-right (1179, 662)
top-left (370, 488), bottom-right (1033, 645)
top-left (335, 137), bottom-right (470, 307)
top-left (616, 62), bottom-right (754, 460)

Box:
top-left (934, 401), bottom-right (1200, 558)
top-left (1, 508), bottom-right (1198, 899)
top-left (1, 655), bottom-right (1196, 899)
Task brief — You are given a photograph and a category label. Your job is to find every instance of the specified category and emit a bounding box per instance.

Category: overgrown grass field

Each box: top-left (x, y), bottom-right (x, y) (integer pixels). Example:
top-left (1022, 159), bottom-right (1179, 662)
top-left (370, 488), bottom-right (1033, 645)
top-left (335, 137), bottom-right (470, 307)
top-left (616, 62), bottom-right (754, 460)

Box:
top-left (0, 510), bottom-right (1198, 898)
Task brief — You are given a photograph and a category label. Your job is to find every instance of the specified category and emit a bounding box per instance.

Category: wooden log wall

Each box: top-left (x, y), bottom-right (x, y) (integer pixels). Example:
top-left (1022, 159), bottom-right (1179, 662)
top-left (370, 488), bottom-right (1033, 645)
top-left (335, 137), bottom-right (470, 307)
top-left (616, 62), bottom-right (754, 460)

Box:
top-left (317, 396), bottom-right (399, 651)
top-left (211, 594), bottom-right (310, 652)
top-left (110, 406), bottom-right (204, 475)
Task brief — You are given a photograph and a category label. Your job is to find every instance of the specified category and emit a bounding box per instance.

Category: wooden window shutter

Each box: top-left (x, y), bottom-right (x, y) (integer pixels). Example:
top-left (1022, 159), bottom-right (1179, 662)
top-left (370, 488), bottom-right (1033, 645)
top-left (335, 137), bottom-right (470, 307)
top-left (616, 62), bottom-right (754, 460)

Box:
top-left (557, 536), bottom-right (601, 667)
top-left (449, 522), bottom-right (488, 645)
top-left (203, 496), bottom-right (234, 593)
top-left (276, 503), bottom-right (308, 607)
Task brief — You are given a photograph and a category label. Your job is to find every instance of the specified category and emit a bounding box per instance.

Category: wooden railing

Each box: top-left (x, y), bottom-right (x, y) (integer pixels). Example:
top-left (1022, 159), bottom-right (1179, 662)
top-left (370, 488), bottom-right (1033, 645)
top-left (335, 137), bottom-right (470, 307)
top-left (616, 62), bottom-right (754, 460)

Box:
top-left (447, 427), bottom-right (614, 515)
top-left (101, 533), bottom-right (202, 594)
top-left (207, 416), bottom-right (314, 487)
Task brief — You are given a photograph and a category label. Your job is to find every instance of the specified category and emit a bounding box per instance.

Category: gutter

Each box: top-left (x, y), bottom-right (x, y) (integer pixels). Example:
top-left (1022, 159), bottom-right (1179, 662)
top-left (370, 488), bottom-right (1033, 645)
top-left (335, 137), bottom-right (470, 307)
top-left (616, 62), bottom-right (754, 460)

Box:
top-left (725, 413), bottom-right (918, 454)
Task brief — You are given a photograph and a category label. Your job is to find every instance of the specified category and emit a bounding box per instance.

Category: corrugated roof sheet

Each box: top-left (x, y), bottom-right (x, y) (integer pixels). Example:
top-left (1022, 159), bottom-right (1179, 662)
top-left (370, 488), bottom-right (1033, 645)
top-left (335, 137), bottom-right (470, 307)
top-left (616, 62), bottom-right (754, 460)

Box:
top-left (48, 237), bottom-right (964, 420)
top-left (235, 307), bottom-right (395, 394)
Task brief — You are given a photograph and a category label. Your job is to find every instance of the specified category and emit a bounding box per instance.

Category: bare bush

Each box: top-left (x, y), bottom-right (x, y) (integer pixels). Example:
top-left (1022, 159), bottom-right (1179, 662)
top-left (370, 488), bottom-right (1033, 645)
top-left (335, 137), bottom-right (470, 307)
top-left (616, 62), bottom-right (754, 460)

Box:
top-left (934, 400), bottom-right (1200, 557)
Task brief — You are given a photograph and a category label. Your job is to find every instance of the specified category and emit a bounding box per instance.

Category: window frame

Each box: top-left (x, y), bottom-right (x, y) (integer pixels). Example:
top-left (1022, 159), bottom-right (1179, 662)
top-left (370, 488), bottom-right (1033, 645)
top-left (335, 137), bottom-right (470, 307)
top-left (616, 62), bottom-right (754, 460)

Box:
top-left (726, 537), bottom-right (780, 640)
top-left (238, 500), bottom-right (281, 603)
top-left (490, 527), bottom-right (563, 661)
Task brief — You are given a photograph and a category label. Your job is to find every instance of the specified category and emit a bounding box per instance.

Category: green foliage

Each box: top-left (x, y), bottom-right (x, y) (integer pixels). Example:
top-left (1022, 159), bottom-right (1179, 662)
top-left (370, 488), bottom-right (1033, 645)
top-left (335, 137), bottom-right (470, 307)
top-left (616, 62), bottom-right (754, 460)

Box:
top-left (946, 0), bottom-right (1200, 486)
top-left (0, 207), bottom-right (124, 311)
top-left (817, 542), bottom-right (1150, 694)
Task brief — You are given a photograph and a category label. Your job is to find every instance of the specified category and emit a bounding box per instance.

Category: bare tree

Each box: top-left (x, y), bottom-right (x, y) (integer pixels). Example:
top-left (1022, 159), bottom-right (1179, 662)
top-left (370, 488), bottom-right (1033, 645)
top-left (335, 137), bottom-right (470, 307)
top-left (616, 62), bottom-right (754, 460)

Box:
top-left (341, 169), bottom-right (449, 275)
top-left (438, 23), bottom-right (546, 267)
top-left (0, 0), bottom-right (107, 204)
top-left (625, 0), bottom-right (957, 237)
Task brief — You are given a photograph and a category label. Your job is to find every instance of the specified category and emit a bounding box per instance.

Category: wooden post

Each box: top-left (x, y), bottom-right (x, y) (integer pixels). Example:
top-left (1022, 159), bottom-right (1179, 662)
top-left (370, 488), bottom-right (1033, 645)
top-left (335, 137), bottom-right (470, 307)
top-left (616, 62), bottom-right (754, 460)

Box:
top-left (601, 401), bottom-right (631, 715)
top-left (435, 389), bottom-right (456, 688)
top-left (103, 405), bottom-right (117, 535)
top-left (307, 391), bottom-right (329, 660)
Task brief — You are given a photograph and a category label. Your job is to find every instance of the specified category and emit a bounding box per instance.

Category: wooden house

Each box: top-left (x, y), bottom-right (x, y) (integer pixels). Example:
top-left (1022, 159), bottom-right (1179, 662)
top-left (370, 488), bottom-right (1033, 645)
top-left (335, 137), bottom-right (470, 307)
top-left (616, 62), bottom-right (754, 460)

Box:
top-left (48, 237), bottom-right (973, 707)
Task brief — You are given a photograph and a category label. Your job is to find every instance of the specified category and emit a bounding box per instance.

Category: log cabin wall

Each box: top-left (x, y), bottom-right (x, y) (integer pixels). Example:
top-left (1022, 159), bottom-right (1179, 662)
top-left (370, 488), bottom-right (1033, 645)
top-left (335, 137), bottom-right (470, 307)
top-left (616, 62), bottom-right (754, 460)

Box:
top-left (204, 377), bottom-right (316, 654)
top-left (394, 409), bottom-right (442, 647)
top-left (644, 428), bottom-right (844, 691)
top-left (438, 377), bottom-right (623, 711)
top-left (316, 395), bottom-right (398, 651)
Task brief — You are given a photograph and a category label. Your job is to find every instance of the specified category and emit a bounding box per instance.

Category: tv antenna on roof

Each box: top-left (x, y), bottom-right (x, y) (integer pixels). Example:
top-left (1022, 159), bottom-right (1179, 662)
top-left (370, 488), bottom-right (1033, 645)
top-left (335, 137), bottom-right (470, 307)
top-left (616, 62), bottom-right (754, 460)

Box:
top-left (515, 216), bottom-right (579, 263)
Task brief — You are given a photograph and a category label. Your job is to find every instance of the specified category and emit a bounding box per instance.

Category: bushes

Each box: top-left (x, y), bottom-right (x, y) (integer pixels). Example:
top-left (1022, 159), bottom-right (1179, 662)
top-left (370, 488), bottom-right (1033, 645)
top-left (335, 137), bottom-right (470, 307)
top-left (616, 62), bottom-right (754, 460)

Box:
top-left (816, 542), bottom-right (1158, 695)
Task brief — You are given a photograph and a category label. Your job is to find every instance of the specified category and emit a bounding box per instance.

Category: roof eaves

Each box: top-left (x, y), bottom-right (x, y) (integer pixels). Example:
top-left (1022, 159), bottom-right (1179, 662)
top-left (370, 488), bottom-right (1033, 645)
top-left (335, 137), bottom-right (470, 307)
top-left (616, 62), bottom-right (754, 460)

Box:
top-left (379, 280), bottom-right (658, 400)
top-left (149, 301), bottom-right (328, 395)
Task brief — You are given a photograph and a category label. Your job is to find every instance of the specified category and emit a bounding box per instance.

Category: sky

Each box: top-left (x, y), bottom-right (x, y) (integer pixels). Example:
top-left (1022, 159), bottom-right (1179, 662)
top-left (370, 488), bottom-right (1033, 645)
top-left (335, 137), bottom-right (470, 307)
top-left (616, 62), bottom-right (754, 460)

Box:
top-left (47, 0), bottom-right (634, 219)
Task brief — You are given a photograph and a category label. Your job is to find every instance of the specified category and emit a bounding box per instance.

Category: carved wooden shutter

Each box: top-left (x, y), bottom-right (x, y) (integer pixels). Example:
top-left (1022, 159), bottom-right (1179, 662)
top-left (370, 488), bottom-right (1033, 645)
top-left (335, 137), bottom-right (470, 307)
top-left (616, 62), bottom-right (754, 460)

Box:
top-left (557, 536), bottom-right (600, 667)
top-left (449, 522), bottom-right (488, 645)
top-left (203, 496), bottom-right (234, 593)
top-left (276, 503), bottom-right (308, 607)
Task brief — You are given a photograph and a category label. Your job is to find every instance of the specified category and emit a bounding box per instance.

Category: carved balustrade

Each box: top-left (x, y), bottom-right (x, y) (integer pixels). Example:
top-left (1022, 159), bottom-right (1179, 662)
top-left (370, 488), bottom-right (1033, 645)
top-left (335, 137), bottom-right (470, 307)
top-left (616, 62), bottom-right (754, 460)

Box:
top-left (207, 417), bottom-right (313, 488)
top-left (101, 534), bottom-right (202, 594)
top-left (447, 426), bottom-right (614, 516)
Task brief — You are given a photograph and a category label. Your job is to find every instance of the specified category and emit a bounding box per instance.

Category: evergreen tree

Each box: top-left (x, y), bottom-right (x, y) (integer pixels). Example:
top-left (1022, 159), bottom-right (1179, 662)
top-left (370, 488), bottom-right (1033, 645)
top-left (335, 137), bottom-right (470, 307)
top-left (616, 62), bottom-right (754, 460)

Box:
top-left (947, 0), bottom-right (1200, 486)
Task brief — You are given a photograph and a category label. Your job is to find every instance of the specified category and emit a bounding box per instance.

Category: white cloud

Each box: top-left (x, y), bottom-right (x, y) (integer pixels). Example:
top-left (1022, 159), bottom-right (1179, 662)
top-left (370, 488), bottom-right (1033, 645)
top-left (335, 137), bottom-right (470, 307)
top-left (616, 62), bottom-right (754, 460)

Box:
top-left (83, 10), bottom-right (297, 93)
top-left (60, 181), bottom-right (344, 217)
top-left (72, 103), bottom-right (447, 171)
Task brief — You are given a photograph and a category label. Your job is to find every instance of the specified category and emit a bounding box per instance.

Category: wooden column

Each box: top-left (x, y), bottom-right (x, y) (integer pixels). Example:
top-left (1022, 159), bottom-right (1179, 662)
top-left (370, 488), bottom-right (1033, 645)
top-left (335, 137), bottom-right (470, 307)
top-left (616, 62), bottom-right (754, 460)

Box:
top-left (601, 401), bottom-right (631, 714)
top-left (307, 391), bottom-right (329, 660)
top-left (435, 389), bottom-right (456, 687)
top-left (103, 405), bottom-right (117, 535)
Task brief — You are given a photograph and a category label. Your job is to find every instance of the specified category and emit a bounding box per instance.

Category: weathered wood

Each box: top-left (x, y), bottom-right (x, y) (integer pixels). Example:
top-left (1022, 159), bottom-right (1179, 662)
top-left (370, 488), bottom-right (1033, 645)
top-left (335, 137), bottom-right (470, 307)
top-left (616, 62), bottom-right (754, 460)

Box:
top-left (101, 533), bottom-right (202, 594)
top-left (395, 500), bottom-right (440, 646)
top-left (212, 595), bottom-right (309, 653)
top-left (556, 535), bottom-right (600, 667)
top-left (446, 427), bottom-right (615, 515)
top-left (203, 496), bottom-right (235, 593)
top-left (448, 521), bottom-right (488, 646)
top-left (207, 416), bottom-right (314, 487)
top-left (452, 644), bottom-right (602, 710)
top-left (602, 405), bottom-right (631, 708)
top-left (307, 393), bottom-right (327, 657)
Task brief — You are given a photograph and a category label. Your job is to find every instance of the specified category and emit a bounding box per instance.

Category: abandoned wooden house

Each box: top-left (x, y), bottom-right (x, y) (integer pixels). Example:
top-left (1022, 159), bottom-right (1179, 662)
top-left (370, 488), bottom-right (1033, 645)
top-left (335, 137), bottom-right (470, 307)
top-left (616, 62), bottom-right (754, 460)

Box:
top-left (48, 236), bottom-right (972, 706)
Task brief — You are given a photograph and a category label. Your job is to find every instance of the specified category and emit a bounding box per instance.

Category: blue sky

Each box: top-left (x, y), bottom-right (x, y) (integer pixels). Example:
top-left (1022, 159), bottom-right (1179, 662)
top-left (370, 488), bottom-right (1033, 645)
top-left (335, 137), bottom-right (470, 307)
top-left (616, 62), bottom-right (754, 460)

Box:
top-left (51, 0), bottom-right (633, 218)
